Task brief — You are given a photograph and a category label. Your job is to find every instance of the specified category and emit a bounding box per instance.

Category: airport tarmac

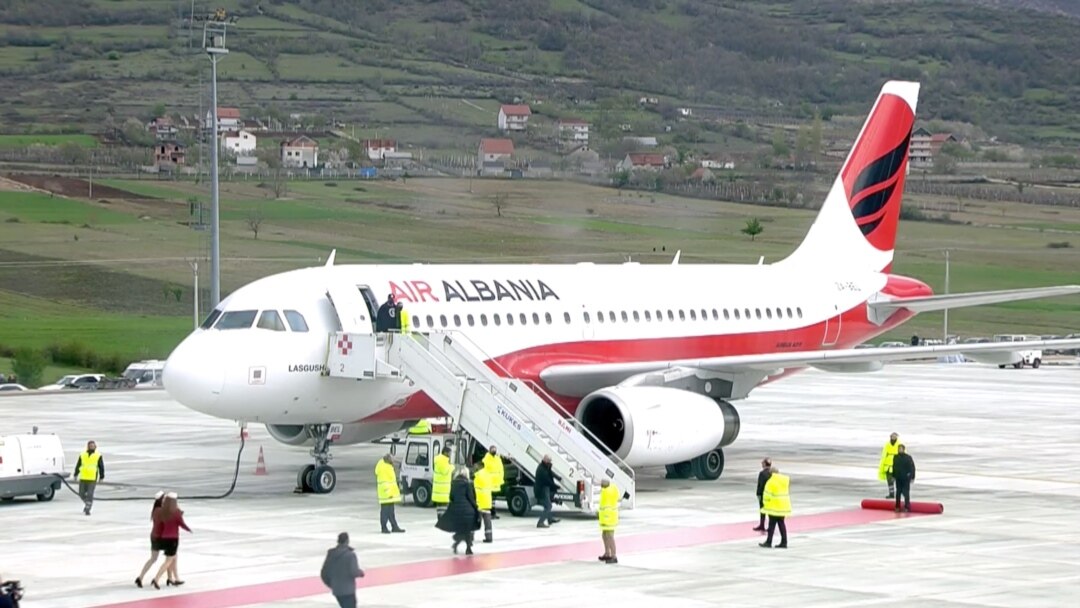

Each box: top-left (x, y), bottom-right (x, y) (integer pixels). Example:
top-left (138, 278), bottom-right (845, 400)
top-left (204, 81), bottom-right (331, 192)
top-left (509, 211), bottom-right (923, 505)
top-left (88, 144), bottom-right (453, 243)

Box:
top-left (2, 363), bottom-right (1079, 607)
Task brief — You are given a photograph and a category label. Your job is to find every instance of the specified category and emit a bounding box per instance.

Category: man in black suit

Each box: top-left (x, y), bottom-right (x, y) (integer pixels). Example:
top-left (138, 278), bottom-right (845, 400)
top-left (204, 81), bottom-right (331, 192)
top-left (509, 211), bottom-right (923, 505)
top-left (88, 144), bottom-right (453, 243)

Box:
top-left (752, 458), bottom-right (772, 532)
top-left (892, 445), bottom-right (916, 512)
top-left (375, 294), bottom-right (397, 332)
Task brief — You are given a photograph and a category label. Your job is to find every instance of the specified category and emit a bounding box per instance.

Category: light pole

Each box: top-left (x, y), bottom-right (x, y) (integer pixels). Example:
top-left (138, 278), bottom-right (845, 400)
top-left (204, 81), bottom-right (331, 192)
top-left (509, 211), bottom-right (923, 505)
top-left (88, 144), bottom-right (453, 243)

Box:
top-left (189, 259), bottom-right (199, 329)
top-left (203, 19), bottom-right (230, 308)
top-left (943, 249), bottom-right (950, 342)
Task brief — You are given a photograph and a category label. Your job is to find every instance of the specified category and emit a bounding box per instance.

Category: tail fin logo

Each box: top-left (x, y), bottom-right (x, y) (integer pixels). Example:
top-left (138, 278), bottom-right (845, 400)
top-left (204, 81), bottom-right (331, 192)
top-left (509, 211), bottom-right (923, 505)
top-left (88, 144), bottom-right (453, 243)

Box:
top-left (841, 94), bottom-right (915, 252)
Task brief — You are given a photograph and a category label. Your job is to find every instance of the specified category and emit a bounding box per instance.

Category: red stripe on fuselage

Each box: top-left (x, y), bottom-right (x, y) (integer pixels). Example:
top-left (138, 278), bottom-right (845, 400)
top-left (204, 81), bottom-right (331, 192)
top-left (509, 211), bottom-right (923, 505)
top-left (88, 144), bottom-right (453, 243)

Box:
top-left (362, 275), bottom-right (930, 422)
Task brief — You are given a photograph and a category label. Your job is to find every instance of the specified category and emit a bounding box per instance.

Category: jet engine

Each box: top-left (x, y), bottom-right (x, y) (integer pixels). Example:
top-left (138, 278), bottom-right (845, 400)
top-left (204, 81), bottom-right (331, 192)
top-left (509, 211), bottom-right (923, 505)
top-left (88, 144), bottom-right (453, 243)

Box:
top-left (265, 421), bottom-right (404, 447)
top-left (575, 386), bottom-right (740, 467)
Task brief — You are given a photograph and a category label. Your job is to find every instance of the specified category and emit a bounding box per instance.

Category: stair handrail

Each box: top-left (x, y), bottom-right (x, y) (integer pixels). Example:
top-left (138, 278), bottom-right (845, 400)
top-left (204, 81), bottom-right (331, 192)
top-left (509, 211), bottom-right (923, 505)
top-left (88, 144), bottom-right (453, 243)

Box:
top-left (436, 330), bottom-right (636, 486)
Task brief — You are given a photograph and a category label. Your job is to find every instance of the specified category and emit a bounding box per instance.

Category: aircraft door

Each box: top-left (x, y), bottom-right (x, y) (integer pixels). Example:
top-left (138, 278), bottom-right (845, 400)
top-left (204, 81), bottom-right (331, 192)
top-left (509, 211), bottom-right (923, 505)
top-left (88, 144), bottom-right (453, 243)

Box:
top-left (326, 283), bottom-right (376, 334)
top-left (822, 304), bottom-right (841, 347)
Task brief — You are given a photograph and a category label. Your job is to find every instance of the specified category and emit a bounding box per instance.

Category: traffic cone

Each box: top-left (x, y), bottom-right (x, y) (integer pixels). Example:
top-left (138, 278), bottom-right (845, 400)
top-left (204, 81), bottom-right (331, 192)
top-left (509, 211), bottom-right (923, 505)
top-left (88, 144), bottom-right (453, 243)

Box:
top-left (254, 447), bottom-right (267, 475)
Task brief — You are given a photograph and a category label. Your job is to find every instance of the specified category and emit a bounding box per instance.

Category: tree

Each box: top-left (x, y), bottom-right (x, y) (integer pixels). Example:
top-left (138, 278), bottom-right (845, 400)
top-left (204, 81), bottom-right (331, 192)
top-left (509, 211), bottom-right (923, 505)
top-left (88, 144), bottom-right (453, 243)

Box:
top-left (741, 218), bottom-right (764, 241)
top-left (771, 129), bottom-right (789, 159)
top-left (612, 169), bottom-right (631, 189)
top-left (12, 347), bottom-right (47, 388)
top-left (492, 192), bottom-right (508, 217)
top-left (57, 141), bottom-right (87, 165)
top-left (150, 103), bottom-right (166, 120)
top-left (247, 206), bottom-right (264, 239)
top-left (257, 148), bottom-right (287, 198)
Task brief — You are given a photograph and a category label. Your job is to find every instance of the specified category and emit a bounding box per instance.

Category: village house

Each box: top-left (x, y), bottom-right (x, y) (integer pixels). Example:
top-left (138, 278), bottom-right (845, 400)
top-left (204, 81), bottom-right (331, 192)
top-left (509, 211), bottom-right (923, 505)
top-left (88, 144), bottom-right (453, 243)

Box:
top-left (478, 138), bottom-right (514, 175)
top-left (364, 138), bottom-right (396, 161)
top-left (556, 118), bottom-right (590, 148)
top-left (701, 159), bottom-right (735, 170)
top-left (281, 135), bottom-right (319, 168)
top-left (623, 136), bottom-right (659, 148)
top-left (618, 152), bottom-right (667, 172)
top-left (498, 104), bottom-right (531, 132)
top-left (154, 141), bottom-right (185, 168)
top-left (147, 117), bottom-right (178, 141)
top-left (221, 130), bottom-right (257, 156)
top-left (205, 107), bottom-right (242, 132)
top-left (910, 127), bottom-right (960, 168)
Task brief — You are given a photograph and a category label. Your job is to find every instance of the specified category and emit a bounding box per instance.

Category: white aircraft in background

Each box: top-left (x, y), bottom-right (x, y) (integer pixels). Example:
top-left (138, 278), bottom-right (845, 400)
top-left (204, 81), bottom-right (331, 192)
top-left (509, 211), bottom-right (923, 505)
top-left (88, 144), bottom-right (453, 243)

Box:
top-left (164, 81), bottom-right (1080, 493)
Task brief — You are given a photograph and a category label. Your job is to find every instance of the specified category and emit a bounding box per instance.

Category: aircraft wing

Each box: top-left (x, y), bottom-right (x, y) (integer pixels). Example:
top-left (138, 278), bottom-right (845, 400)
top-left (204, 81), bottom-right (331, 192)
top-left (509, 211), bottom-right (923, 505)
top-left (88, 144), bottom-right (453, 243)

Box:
top-left (869, 285), bottom-right (1080, 314)
top-left (540, 338), bottom-right (1080, 398)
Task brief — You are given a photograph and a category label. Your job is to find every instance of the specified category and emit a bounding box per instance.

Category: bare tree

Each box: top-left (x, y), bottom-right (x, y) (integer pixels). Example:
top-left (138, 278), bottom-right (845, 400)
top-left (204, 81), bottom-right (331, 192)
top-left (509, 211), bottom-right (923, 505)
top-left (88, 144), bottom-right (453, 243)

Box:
top-left (247, 206), bottom-right (265, 240)
top-left (492, 192), bottom-right (508, 217)
top-left (257, 148), bottom-right (287, 199)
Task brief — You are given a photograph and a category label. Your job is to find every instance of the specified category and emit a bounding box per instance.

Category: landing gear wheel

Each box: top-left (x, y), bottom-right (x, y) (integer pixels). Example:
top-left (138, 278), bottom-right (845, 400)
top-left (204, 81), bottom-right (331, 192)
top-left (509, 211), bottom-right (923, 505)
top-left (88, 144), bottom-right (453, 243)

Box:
top-left (507, 487), bottom-right (531, 517)
top-left (1, 496), bottom-right (14, 502)
top-left (1033, 358), bottom-right (1042, 369)
top-left (665, 461), bottom-right (693, 479)
top-left (413, 480), bottom-right (433, 507)
top-left (1013, 361), bottom-right (1024, 369)
top-left (313, 465), bottom-right (337, 494)
top-left (998, 364), bottom-right (1006, 369)
top-left (37, 485), bottom-right (56, 502)
top-left (691, 449), bottom-right (725, 481)
top-left (298, 464), bottom-right (316, 493)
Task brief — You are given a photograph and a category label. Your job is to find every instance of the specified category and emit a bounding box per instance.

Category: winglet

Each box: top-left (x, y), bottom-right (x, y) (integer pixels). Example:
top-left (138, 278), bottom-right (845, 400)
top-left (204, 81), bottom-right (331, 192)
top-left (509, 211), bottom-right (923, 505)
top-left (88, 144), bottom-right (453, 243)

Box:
top-left (671, 250), bottom-right (681, 265)
top-left (325, 249), bottom-right (337, 267)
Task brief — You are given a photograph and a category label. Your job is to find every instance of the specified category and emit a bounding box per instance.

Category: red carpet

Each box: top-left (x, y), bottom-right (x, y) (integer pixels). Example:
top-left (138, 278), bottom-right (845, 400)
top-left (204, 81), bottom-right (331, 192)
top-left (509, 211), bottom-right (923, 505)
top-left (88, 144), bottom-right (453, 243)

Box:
top-left (93, 507), bottom-right (919, 608)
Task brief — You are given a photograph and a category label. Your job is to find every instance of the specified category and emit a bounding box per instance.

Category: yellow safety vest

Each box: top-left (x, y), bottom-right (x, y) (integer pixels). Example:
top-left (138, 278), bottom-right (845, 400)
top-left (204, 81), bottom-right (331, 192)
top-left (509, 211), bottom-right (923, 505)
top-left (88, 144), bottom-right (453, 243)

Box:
top-left (399, 309), bottom-right (411, 334)
top-left (474, 468), bottom-right (493, 511)
top-left (375, 460), bottom-right (401, 504)
top-left (482, 452), bottom-right (504, 492)
top-left (598, 483), bottom-right (619, 531)
top-left (432, 453), bottom-right (452, 505)
top-left (407, 419), bottom-right (432, 435)
top-left (78, 451), bottom-right (101, 482)
top-left (879, 439), bottom-right (900, 480)
top-left (761, 473), bottom-right (792, 517)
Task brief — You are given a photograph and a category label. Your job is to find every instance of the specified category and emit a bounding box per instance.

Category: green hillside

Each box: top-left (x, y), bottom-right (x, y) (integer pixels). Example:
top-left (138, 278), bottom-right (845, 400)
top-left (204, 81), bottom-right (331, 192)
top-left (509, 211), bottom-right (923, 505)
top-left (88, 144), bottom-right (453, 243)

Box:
top-left (1, 0), bottom-right (1080, 145)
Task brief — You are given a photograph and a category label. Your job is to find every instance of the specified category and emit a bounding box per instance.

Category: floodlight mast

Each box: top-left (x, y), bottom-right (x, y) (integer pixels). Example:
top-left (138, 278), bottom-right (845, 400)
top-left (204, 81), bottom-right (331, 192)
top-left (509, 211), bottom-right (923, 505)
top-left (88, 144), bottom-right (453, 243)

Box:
top-left (202, 19), bottom-right (229, 309)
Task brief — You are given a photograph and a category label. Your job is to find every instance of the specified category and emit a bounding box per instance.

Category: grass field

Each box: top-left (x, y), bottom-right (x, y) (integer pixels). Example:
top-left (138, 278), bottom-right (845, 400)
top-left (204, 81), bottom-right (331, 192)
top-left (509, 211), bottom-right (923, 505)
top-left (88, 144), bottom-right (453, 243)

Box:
top-left (0, 134), bottom-right (98, 148)
top-left (0, 175), bottom-right (1078, 364)
top-left (0, 357), bottom-right (89, 388)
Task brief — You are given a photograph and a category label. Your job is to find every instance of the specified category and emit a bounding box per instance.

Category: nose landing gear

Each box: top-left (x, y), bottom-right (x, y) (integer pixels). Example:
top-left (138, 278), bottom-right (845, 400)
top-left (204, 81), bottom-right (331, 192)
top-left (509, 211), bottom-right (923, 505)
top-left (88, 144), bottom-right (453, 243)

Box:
top-left (296, 423), bottom-right (340, 494)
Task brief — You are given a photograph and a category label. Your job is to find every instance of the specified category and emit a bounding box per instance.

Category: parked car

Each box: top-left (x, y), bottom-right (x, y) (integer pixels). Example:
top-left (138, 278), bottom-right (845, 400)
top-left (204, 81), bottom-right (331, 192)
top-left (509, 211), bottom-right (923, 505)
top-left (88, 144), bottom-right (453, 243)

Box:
top-left (122, 360), bottom-right (166, 388)
top-left (37, 374), bottom-right (106, 392)
top-left (0, 383), bottom-right (29, 393)
top-left (879, 341), bottom-right (907, 348)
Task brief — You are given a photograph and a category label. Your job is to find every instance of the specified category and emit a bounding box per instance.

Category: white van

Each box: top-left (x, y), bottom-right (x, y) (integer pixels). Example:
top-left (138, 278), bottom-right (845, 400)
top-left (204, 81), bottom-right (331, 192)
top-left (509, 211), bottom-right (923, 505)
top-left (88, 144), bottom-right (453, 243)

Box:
top-left (122, 360), bottom-right (166, 388)
top-left (991, 334), bottom-right (1043, 369)
top-left (0, 433), bottom-right (67, 502)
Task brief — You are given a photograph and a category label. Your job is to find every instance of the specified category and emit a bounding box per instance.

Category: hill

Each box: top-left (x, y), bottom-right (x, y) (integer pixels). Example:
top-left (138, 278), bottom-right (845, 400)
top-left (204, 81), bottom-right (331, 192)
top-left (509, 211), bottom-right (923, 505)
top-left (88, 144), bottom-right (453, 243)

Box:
top-left (1, 0), bottom-right (1080, 147)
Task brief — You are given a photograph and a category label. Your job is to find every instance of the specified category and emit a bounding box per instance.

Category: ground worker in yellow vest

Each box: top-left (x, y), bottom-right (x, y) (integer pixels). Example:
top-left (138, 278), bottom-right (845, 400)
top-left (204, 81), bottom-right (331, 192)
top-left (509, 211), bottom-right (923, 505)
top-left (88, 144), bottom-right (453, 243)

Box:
top-left (482, 445), bottom-right (504, 519)
top-left (407, 419), bottom-right (432, 435)
top-left (879, 432), bottom-right (900, 498)
top-left (432, 446), bottom-right (453, 521)
top-left (598, 478), bottom-right (620, 564)
top-left (396, 302), bottom-right (411, 335)
top-left (759, 467), bottom-right (791, 549)
top-left (375, 454), bottom-right (405, 534)
top-left (74, 440), bottom-right (105, 516)
top-left (473, 462), bottom-right (494, 543)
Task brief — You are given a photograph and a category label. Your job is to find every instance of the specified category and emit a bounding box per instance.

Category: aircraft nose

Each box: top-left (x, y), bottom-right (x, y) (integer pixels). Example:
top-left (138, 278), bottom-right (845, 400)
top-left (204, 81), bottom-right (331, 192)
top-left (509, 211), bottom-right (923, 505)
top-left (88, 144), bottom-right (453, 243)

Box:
top-left (164, 332), bottom-right (226, 414)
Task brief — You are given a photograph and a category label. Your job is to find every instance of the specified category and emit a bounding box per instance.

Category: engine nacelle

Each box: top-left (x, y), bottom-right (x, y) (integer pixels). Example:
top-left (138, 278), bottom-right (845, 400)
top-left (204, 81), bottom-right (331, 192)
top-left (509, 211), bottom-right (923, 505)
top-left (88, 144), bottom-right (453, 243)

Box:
top-left (575, 386), bottom-right (740, 467)
top-left (265, 421), bottom-right (405, 447)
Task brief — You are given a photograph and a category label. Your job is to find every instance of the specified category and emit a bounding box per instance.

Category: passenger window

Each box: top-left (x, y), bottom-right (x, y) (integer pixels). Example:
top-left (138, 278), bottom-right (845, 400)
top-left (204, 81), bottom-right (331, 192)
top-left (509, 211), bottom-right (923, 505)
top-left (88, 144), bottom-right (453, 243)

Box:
top-left (440, 315), bottom-right (448, 328)
top-left (597, 311), bottom-right (605, 324)
top-left (712, 309), bottom-right (718, 320)
top-left (797, 307), bottom-right (803, 319)
top-left (734, 309), bottom-right (741, 320)
top-left (453, 314), bottom-right (461, 327)
top-left (766, 308), bottom-right (773, 319)
top-left (786, 307), bottom-right (793, 318)
top-left (257, 310), bottom-right (286, 331)
top-left (645, 310), bottom-right (652, 321)
top-left (533, 313), bottom-right (541, 325)
top-left (507, 314), bottom-right (514, 326)
top-left (414, 316), bottom-right (423, 328)
top-left (563, 312), bottom-right (570, 324)
top-left (755, 309), bottom-right (762, 319)
top-left (467, 314), bottom-right (475, 327)
top-left (621, 311), bottom-right (628, 322)
top-left (494, 314), bottom-right (501, 326)
top-left (520, 313), bottom-right (528, 325)
top-left (584, 312), bottom-right (591, 323)
top-left (690, 310), bottom-right (697, 321)
top-left (724, 309), bottom-right (730, 320)
top-left (633, 311), bottom-right (640, 322)
top-left (701, 309), bottom-right (708, 320)
top-left (481, 314), bottom-right (489, 326)
top-left (216, 310), bottom-right (257, 330)
top-left (608, 311), bottom-right (616, 323)
top-left (284, 310), bottom-right (309, 332)
top-left (200, 309), bottom-right (222, 329)
top-left (426, 315), bottom-right (434, 327)
top-left (667, 310), bottom-right (674, 321)
top-left (744, 308), bottom-right (751, 319)
top-left (678, 310), bottom-right (686, 321)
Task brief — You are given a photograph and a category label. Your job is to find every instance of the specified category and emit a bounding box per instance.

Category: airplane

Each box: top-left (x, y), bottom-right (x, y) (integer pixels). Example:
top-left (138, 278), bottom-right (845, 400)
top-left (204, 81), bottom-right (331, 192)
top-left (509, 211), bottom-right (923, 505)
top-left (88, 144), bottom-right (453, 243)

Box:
top-left (163, 81), bottom-right (1080, 493)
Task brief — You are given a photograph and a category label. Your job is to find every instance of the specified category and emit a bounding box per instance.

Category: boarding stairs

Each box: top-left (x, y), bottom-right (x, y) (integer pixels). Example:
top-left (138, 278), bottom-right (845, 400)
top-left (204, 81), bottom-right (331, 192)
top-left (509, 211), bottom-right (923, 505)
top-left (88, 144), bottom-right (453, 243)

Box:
top-left (326, 330), bottom-right (635, 513)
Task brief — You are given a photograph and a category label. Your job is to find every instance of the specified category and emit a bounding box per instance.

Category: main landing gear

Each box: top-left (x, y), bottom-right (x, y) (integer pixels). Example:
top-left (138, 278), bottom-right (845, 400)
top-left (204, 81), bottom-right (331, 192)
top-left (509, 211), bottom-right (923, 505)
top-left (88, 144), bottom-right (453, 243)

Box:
top-left (665, 448), bottom-right (726, 481)
top-left (296, 424), bottom-right (339, 494)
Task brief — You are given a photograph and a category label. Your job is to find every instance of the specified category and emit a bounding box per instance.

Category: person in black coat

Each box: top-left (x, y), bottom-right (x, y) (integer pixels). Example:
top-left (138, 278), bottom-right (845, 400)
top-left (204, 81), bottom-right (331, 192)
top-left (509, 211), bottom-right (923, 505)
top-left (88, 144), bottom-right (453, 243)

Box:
top-left (436, 469), bottom-right (480, 555)
top-left (891, 445), bottom-right (916, 512)
top-left (533, 455), bottom-right (561, 528)
top-left (375, 294), bottom-right (397, 332)
top-left (752, 458), bottom-right (772, 532)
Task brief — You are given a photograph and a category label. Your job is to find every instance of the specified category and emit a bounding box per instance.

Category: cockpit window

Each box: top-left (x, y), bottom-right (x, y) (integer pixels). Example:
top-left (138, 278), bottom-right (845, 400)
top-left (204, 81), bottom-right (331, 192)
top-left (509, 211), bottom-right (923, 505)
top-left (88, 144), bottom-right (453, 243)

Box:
top-left (257, 310), bottom-right (286, 332)
top-left (200, 309), bottom-right (222, 329)
top-left (215, 310), bottom-right (257, 330)
top-left (284, 310), bottom-right (309, 333)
